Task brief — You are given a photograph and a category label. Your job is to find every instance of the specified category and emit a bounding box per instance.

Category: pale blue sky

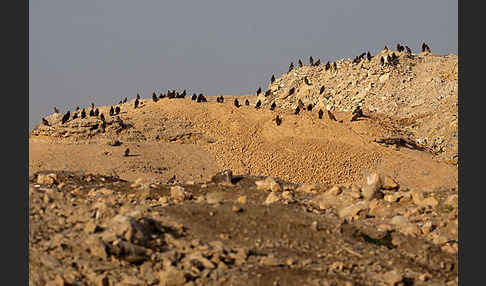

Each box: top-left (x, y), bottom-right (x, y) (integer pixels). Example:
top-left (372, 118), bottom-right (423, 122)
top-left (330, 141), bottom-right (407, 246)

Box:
top-left (29, 0), bottom-right (457, 130)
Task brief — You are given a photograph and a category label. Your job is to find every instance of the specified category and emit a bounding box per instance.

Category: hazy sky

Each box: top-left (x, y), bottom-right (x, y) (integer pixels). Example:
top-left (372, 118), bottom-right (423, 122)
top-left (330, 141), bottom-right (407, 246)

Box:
top-left (29, 0), bottom-right (457, 130)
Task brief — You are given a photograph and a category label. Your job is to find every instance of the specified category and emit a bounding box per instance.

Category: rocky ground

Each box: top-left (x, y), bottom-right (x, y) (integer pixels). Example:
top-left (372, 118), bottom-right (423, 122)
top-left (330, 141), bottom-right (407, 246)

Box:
top-left (29, 48), bottom-right (458, 285)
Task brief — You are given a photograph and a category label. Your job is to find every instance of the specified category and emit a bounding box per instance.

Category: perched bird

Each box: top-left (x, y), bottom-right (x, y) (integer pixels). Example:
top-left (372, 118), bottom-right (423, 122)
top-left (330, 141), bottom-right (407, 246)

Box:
top-left (380, 56), bottom-right (385, 66)
top-left (314, 59), bottom-right (321, 66)
top-left (367, 51), bottom-right (372, 61)
top-left (72, 113), bottom-right (78, 120)
top-left (318, 109), bottom-right (324, 119)
top-left (245, 99), bottom-right (250, 106)
top-left (234, 98), bottom-right (241, 108)
top-left (159, 93), bottom-right (166, 99)
top-left (115, 106), bottom-right (120, 115)
top-left (100, 113), bottom-right (105, 122)
top-left (264, 90), bottom-right (271, 97)
top-left (275, 115), bottom-right (282, 126)
top-left (327, 110), bottom-right (337, 121)
top-left (270, 102), bottom-right (276, 111)
top-left (319, 85), bottom-right (326, 95)
top-left (298, 99), bottom-right (305, 110)
top-left (61, 111), bottom-right (70, 124)
top-left (137, 93), bottom-right (141, 100)
top-left (182, 90), bottom-right (187, 97)
top-left (333, 62), bottom-right (337, 70)
top-left (196, 94), bottom-right (207, 102)
top-left (351, 105), bottom-right (364, 122)
top-left (123, 97), bottom-right (127, 103)
top-left (294, 105), bottom-right (301, 115)
top-left (256, 87), bottom-right (262, 96)
top-left (91, 102), bottom-right (95, 109)
top-left (325, 62), bottom-right (330, 71)
top-left (255, 99), bottom-right (262, 109)
top-left (306, 104), bottom-right (313, 111)
top-left (309, 56), bottom-right (314, 66)
top-left (53, 107), bottom-right (59, 114)
top-left (94, 108), bottom-right (99, 117)
top-left (152, 93), bottom-right (158, 102)
top-left (89, 109), bottom-right (95, 117)
top-left (288, 87), bottom-right (295, 97)
top-left (422, 42), bottom-right (426, 52)
top-left (298, 59), bottom-right (303, 68)
top-left (109, 106), bottom-right (114, 116)
top-left (119, 100), bottom-right (122, 105)
top-left (384, 45), bottom-right (388, 51)
top-left (271, 74), bottom-right (275, 84)
top-left (288, 62), bottom-right (294, 73)
top-left (304, 77), bottom-right (311, 85)
top-left (76, 106), bottom-right (80, 111)
top-left (192, 94), bottom-right (197, 101)
top-left (124, 148), bottom-right (130, 157)
top-left (134, 98), bottom-right (139, 108)
top-left (42, 118), bottom-right (50, 126)
top-left (101, 120), bottom-right (106, 132)
top-left (405, 46), bottom-right (412, 55)
top-left (424, 43), bottom-right (431, 53)
top-left (81, 109), bottom-right (86, 119)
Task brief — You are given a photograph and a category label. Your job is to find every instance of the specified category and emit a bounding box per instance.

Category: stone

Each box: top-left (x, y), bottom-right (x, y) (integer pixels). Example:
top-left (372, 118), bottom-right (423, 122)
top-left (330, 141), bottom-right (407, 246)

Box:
top-left (411, 190), bottom-right (438, 207)
top-left (84, 235), bottom-right (108, 260)
top-left (98, 188), bottom-right (114, 196)
top-left (366, 172), bottom-right (382, 188)
top-left (444, 194), bottom-right (458, 207)
top-left (327, 185), bottom-right (342, 196)
top-left (361, 184), bottom-right (381, 201)
top-left (237, 195), bottom-right (247, 204)
top-left (379, 73), bottom-right (390, 83)
top-left (338, 201), bottom-right (369, 218)
top-left (101, 214), bottom-right (149, 246)
top-left (380, 270), bottom-right (403, 285)
top-left (170, 186), bottom-right (191, 202)
top-left (158, 266), bottom-right (186, 286)
top-left (390, 216), bottom-right (409, 226)
top-left (381, 176), bottom-right (398, 190)
top-left (296, 184), bottom-right (321, 193)
top-left (264, 192), bottom-right (280, 205)
top-left (211, 169), bottom-right (233, 185)
top-left (206, 192), bottom-right (224, 204)
top-left (260, 254), bottom-right (281, 266)
top-left (232, 205), bottom-right (243, 213)
top-left (311, 221), bottom-right (319, 231)
top-left (37, 173), bottom-right (58, 185)
top-left (255, 177), bottom-right (281, 192)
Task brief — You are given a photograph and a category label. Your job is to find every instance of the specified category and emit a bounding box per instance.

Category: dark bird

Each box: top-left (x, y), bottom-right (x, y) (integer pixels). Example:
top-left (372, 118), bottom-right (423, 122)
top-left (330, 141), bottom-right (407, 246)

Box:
top-left (42, 118), bottom-right (50, 126)
top-left (304, 76), bottom-right (311, 85)
top-left (196, 94), bottom-right (207, 102)
top-left (327, 110), bottom-right (337, 121)
top-left (275, 115), bottom-right (282, 126)
top-left (217, 95), bottom-right (224, 103)
top-left (91, 102), bottom-right (95, 109)
top-left (298, 59), bottom-right (303, 68)
top-left (405, 46), bottom-right (412, 55)
top-left (101, 120), bottom-right (106, 132)
top-left (423, 43), bottom-right (431, 53)
top-left (76, 106), bottom-right (80, 111)
top-left (367, 51), bottom-right (372, 61)
top-left (271, 74), bottom-right (275, 84)
top-left (384, 45), bottom-right (388, 51)
top-left (234, 98), bottom-right (241, 108)
top-left (256, 87), bottom-right (262, 96)
top-left (109, 106), bottom-right (114, 116)
top-left (182, 90), bottom-right (187, 97)
top-left (61, 111), bottom-right (70, 124)
top-left (124, 148), bottom-right (130, 157)
top-left (294, 105), bottom-right (301, 115)
top-left (319, 85), bottom-right (326, 94)
top-left (115, 106), bottom-right (120, 115)
top-left (298, 99), bottom-right (305, 110)
top-left (380, 56), bottom-right (385, 66)
top-left (270, 102), bottom-right (276, 111)
top-left (81, 109), bottom-right (86, 119)
top-left (306, 104), bottom-right (313, 111)
top-left (288, 62), bottom-right (294, 73)
top-left (159, 93), bottom-right (166, 99)
top-left (152, 93), bottom-right (158, 102)
top-left (100, 113), bottom-right (105, 122)
top-left (123, 97), bottom-right (128, 103)
top-left (309, 56), bottom-right (314, 66)
top-left (396, 43), bottom-right (403, 52)
top-left (351, 105), bottom-right (364, 122)
top-left (325, 61), bottom-right (330, 71)
top-left (422, 42), bottom-right (426, 52)
top-left (134, 98), bottom-right (139, 108)
top-left (137, 93), bottom-right (141, 100)
top-left (255, 99), bottom-right (262, 109)
top-left (53, 107), bottom-right (59, 114)
top-left (314, 59), bottom-right (320, 66)
top-left (333, 62), bottom-right (337, 70)
top-left (89, 109), bottom-right (95, 117)
top-left (318, 109), bottom-right (324, 119)
top-left (288, 87), bottom-right (295, 96)
top-left (72, 113), bottom-right (78, 120)
top-left (192, 94), bottom-right (197, 101)
top-left (119, 100), bottom-right (122, 105)
top-left (264, 90), bottom-right (271, 97)
top-left (245, 99), bottom-right (250, 106)
top-left (94, 108), bottom-right (99, 117)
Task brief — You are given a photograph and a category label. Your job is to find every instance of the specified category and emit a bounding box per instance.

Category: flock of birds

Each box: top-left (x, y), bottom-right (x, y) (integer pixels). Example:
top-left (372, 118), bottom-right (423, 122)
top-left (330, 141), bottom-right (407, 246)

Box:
top-left (41, 42), bottom-right (431, 135)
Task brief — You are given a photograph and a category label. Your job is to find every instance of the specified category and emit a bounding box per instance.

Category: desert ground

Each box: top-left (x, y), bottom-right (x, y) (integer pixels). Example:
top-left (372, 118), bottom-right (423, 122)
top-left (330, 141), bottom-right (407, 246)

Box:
top-left (29, 48), bottom-right (458, 285)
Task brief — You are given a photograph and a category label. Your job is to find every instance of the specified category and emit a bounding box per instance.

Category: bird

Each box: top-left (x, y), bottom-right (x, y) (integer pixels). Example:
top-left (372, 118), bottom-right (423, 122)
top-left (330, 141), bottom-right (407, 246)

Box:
top-left (94, 108), bottom-right (99, 117)
top-left (137, 93), bottom-right (141, 100)
top-left (367, 51), bottom-right (372, 61)
top-left (81, 109), bottom-right (86, 119)
top-left (152, 93), bottom-right (158, 102)
top-left (115, 106), bottom-right (120, 115)
top-left (327, 110), bottom-right (337, 121)
top-left (351, 105), bottom-right (364, 122)
top-left (275, 115), bottom-right (282, 126)
top-left (91, 102), bottom-right (95, 109)
top-left (181, 90), bottom-right (187, 98)
top-left (306, 104), bottom-right (313, 111)
top-left (384, 45), bottom-right (388, 51)
top-left (101, 120), bottom-right (107, 132)
top-left (264, 90), bottom-right (271, 97)
top-left (119, 100), bottom-right (122, 105)
top-left (298, 59), bottom-right (303, 68)
top-left (319, 85), bottom-right (326, 95)
top-left (380, 56), bottom-right (385, 66)
top-left (72, 113), bottom-right (78, 120)
top-left (405, 46), bottom-right (412, 55)
top-left (422, 42), bottom-right (427, 52)
top-left (298, 99), bottom-right (305, 110)
top-left (294, 105), bottom-right (301, 115)
top-left (109, 106), bottom-right (114, 116)
top-left (333, 62), bottom-right (337, 70)
top-left (100, 113), bottom-right (105, 122)
top-left (192, 94), bottom-right (197, 101)
top-left (245, 99), bottom-right (250, 106)
top-left (270, 102), bottom-right (276, 111)
top-left (124, 148), bottom-right (130, 157)
top-left (42, 118), bottom-right (50, 126)
top-left (256, 87), bottom-right (262, 96)
top-left (234, 98), bottom-right (241, 108)
top-left (53, 107), bottom-right (59, 114)
top-left (318, 109), bottom-right (324, 119)
top-left (288, 62), bottom-right (294, 73)
top-left (76, 106), bottom-right (80, 111)
top-left (288, 87), bottom-right (295, 97)
top-left (134, 98), bottom-right (139, 108)
top-left (196, 94), bottom-right (207, 102)
top-left (89, 109), bottom-right (95, 117)
top-left (325, 62), bottom-right (330, 71)
top-left (159, 93), bottom-right (166, 99)
top-left (314, 59), bottom-right (320, 66)
top-left (61, 111), bottom-right (70, 124)
top-left (304, 77), bottom-right (311, 85)
top-left (255, 99), bottom-right (262, 109)
top-left (309, 56), bottom-right (314, 66)
top-left (123, 97), bottom-right (128, 103)
top-left (271, 74), bottom-right (275, 84)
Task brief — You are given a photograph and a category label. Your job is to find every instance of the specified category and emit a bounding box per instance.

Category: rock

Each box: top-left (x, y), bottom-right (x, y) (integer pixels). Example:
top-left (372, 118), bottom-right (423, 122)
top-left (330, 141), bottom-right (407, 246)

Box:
top-left (84, 235), bottom-right (108, 260)
top-left (232, 205), bottom-right (243, 213)
top-left (327, 185), bottom-right (342, 196)
top-left (361, 184), bottom-right (381, 201)
top-left (237, 195), bottom-right (247, 204)
top-left (366, 172), bottom-right (382, 188)
top-left (338, 201), bottom-right (369, 218)
top-left (255, 177), bottom-right (281, 192)
top-left (37, 173), bottom-right (58, 185)
top-left (390, 216), bottom-right (409, 226)
top-left (444, 194), bottom-right (458, 207)
top-left (411, 190), bottom-right (438, 207)
top-left (107, 139), bottom-right (122, 146)
top-left (101, 214), bottom-right (149, 246)
top-left (381, 176), bottom-right (398, 190)
top-left (211, 169), bottom-right (233, 185)
top-left (311, 221), bottom-right (319, 231)
top-left (379, 73), bottom-right (390, 83)
top-left (380, 270), bottom-right (403, 285)
top-left (185, 252), bottom-right (216, 270)
top-left (206, 192), bottom-right (224, 204)
top-left (260, 254), bottom-right (281, 266)
top-left (84, 220), bottom-right (99, 234)
top-left (98, 188), bottom-right (114, 196)
top-left (296, 184), bottom-right (321, 193)
top-left (158, 266), bottom-right (186, 286)
top-left (170, 186), bottom-right (191, 202)
top-left (159, 196), bottom-right (169, 204)
top-left (264, 192), bottom-right (280, 205)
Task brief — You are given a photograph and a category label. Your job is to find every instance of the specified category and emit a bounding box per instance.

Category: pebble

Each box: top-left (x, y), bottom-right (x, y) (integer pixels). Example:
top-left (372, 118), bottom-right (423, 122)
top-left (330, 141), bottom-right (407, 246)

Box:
top-left (237, 195), bottom-right (248, 204)
top-left (264, 192), bottom-right (280, 205)
top-left (206, 192), bottom-right (224, 204)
